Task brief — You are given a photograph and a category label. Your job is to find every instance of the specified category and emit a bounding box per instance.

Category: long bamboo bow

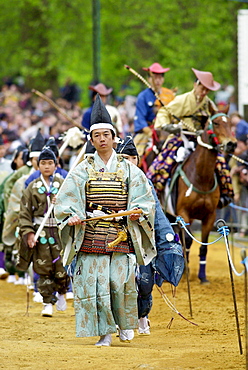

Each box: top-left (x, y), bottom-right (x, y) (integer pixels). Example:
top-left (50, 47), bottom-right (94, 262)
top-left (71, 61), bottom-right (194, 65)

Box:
top-left (32, 89), bottom-right (89, 132)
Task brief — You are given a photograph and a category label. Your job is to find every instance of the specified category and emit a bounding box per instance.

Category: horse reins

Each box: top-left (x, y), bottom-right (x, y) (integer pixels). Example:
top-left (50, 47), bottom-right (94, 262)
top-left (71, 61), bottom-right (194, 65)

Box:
top-left (206, 113), bottom-right (229, 149)
top-left (206, 114), bottom-right (248, 167)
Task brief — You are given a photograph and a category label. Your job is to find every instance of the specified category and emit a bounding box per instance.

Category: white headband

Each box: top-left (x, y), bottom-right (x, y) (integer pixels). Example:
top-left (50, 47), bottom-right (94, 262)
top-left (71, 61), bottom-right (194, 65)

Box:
top-left (90, 123), bottom-right (116, 134)
top-left (29, 151), bottom-right (41, 158)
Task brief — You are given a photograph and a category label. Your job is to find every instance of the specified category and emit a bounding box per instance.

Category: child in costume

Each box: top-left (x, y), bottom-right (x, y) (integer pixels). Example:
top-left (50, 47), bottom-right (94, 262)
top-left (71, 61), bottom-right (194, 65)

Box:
top-left (19, 147), bottom-right (69, 317)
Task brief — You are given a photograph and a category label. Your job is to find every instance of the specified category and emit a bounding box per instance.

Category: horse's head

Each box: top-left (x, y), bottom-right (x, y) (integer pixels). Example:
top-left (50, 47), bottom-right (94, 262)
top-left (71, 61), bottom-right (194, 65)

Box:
top-left (205, 107), bottom-right (237, 154)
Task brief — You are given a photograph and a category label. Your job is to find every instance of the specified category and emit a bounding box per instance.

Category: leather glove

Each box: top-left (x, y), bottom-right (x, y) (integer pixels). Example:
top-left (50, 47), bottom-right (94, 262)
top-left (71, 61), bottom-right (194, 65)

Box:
top-left (162, 124), bottom-right (181, 135)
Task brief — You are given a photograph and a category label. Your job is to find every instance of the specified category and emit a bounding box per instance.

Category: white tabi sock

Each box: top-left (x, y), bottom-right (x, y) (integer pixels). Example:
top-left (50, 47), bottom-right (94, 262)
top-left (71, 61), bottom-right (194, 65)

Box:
top-left (95, 334), bottom-right (112, 346)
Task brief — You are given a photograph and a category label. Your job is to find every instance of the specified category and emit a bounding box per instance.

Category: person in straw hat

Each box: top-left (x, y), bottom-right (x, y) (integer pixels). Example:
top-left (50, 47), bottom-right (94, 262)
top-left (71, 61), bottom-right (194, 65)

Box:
top-left (82, 83), bottom-right (123, 137)
top-left (147, 67), bottom-right (234, 209)
top-left (133, 62), bottom-right (175, 161)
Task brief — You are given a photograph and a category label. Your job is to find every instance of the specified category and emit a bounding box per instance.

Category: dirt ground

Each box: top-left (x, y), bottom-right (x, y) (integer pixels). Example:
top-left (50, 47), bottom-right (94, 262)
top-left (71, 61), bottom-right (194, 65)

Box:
top-left (0, 235), bottom-right (247, 370)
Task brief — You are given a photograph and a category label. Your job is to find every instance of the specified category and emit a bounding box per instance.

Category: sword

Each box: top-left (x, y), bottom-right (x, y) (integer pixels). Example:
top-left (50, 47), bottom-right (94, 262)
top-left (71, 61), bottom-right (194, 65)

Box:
top-left (107, 230), bottom-right (128, 249)
top-left (88, 202), bottom-right (113, 214)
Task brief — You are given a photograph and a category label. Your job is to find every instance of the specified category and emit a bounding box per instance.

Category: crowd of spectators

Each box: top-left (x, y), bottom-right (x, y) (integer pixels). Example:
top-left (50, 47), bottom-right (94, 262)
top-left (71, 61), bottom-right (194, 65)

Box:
top-left (0, 84), bottom-right (81, 162)
top-left (0, 79), bottom-right (137, 164)
top-left (1, 77), bottom-right (248, 237)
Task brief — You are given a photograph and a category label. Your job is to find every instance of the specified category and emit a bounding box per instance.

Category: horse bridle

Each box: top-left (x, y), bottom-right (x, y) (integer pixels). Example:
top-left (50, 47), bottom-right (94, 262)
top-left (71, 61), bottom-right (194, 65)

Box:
top-left (176, 113), bottom-right (227, 196)
top-left (203, 112), bottom-right (229, 151)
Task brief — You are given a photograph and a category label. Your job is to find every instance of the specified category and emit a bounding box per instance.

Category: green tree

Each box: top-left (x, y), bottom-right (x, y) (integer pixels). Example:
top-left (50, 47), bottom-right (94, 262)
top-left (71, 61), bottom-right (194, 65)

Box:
top-left (0, 0), bottom-right (247, 106)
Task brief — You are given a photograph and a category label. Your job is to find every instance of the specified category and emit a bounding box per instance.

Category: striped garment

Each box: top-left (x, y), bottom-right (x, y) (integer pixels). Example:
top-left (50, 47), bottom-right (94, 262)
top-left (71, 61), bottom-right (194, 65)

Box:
top-left (81, 168), bottom-right (134, 254)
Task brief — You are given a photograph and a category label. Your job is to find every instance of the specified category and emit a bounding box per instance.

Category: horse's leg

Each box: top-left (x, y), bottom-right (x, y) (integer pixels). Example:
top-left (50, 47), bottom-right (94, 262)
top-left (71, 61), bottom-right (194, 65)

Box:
top-left (198, 243), bottom-right (208, 284)
top-left (198, 217), bottom-right (215, 284)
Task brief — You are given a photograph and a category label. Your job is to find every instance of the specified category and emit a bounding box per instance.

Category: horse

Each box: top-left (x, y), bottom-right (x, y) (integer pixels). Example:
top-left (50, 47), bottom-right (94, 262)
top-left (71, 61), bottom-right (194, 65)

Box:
top-left (164, 107), bottom-right (237, 283)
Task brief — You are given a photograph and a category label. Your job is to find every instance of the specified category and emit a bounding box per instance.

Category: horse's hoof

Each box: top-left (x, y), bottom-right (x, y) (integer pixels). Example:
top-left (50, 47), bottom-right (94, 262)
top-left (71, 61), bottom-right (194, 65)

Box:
top-left (199, 278), bottom-right (210, 285)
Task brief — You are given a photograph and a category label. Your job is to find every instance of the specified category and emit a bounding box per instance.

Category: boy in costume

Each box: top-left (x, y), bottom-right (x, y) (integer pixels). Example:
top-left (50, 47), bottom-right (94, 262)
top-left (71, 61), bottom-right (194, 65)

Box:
top-left (19, 147), bottom-right (69, 316)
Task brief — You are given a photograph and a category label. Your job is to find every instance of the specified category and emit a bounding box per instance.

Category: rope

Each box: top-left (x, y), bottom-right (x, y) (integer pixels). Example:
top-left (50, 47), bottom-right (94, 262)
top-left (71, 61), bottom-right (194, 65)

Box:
top-left (174, 216), bottom-right (247, 277)
top-left (168, 216), bottom-right (246, 355)
top-left (175, 216), bottom-right (223, 245)
top-left (220, 226), bottom-right (246, 277)
top-left (229, 202), bottom-right (248, 212)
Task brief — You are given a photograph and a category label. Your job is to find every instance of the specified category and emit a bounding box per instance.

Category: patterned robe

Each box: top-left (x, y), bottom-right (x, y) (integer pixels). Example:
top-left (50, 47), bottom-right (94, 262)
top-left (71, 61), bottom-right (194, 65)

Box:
top-left (18, 173), bottom-right (68, 304)
top-left (54, 151), bottom-right (156, 337)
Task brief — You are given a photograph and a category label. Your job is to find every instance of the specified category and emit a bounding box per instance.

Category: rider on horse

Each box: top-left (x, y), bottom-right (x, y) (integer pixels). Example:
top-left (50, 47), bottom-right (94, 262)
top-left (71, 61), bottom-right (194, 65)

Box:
top-left (146, 68), bottom-right (234, 209)
top-left (133, 63), bottom-right (175, 171)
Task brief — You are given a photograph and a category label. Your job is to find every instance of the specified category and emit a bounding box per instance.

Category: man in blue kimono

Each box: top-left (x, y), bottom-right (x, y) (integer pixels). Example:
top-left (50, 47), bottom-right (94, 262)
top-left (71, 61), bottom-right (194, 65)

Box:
top-left (55, 95), bottom-right (156, 346)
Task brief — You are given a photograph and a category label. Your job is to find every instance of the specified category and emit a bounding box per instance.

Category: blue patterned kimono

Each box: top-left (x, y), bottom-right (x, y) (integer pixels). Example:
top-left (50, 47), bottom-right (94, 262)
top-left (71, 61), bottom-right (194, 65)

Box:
top-left (54, 151), bottom-right (156, 337)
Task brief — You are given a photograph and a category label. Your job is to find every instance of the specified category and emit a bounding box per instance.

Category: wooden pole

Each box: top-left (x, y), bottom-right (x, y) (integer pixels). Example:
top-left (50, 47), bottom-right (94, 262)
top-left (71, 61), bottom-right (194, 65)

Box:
top-left (180, 227), bottom-right (193, 317)
top-left (216, 219), bottom-right (243, 355)
top-left (241, 249), bottom-right (248, 367)
top-left (92, 0), bottom-right (101, 82)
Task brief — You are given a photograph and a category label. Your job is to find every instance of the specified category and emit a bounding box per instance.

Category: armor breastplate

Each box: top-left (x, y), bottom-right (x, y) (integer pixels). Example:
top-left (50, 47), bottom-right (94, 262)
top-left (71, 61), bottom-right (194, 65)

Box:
top-left (81, 157), bottom-right (134, 254)
top-left (86, 166), bottom-right (128, 213)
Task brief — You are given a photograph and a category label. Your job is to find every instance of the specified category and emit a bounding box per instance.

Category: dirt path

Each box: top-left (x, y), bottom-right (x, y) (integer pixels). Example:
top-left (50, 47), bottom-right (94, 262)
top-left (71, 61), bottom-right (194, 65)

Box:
top-left (0, 237), bottom-right (247, 370)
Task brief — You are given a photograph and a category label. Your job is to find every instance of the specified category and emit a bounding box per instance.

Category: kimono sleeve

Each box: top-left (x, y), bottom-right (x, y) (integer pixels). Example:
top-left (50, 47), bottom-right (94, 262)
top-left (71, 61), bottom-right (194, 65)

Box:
top-left (19, 186), bottom-right (35, 236)
top-left (54, 165), bottom-right (87, 228)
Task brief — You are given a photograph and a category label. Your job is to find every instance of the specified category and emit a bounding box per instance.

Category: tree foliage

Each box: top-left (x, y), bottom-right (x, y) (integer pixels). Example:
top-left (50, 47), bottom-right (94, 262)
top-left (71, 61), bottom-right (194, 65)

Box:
top-left (0, 0), bottom-right (247, 105)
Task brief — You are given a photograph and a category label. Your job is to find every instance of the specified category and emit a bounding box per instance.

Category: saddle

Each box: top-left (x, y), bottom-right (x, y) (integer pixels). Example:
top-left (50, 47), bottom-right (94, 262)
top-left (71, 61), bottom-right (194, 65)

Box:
top-left (163, 133), bottom-right (197, 215)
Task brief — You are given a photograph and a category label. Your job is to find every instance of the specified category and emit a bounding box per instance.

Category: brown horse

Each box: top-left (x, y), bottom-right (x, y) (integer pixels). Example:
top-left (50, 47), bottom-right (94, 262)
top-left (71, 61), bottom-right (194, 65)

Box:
top-left (166, 107), bottom-right (236, 283)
